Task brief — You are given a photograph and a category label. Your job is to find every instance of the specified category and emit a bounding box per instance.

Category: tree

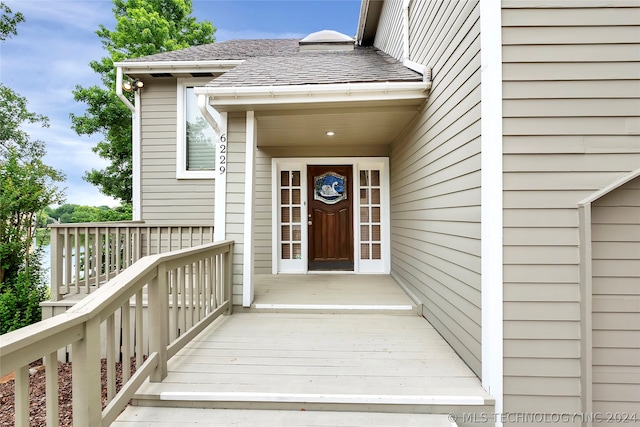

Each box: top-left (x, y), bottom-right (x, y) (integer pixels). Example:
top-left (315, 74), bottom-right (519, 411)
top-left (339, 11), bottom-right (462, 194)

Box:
top-left (0, 90), bottom-right (65, 333)
top-left (71, 0), bottom-right (215, 203)
top-left (1, 5), bottom-right (65, 332)
top-left (0, 2), bottom-right (24, 41)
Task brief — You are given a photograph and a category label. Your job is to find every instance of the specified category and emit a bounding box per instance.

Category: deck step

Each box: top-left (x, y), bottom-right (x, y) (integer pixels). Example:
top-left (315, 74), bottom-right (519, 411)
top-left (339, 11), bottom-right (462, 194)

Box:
top-left (247, 303), bottom-right (417, 315)
top-left (113, 407), bottom-right (458, 426)
top-left (132, 390), bottom-right (492, 419)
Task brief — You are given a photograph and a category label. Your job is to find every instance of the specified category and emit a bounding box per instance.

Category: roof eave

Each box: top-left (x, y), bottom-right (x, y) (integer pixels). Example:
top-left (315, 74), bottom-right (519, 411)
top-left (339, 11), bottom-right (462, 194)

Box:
top-left (114, 59), bottom-right (244, 75)
top-left (194, 81), bottom-right (430, 111)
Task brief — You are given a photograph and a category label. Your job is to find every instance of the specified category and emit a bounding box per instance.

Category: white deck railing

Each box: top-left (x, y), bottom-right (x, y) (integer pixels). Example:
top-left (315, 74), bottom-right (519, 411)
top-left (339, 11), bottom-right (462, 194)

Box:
top-left (49, 222), bottom-right (214, 301)
top-left (0, 240), bottom-right (233, 426)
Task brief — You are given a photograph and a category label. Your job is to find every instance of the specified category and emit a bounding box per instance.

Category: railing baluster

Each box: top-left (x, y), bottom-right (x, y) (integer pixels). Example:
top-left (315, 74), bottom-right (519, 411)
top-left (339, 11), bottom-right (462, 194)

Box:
top-left (106, 313), bottom-right (116, 400)
top-left (205, 256), bottom-right (212, 314)
top-left (213, 255), bottom-right (219, 308)
top-left (105, 227), bottom-right (111, 281)
top-left (74, 226), bottom-right (81, 294)
top-left (180, 266), bottom-right (186, 336)
top-left (115, 227), bottom-right (121, 273)
top-left (95, 226), bottom-right (102, 289)
top-left (195, 260), bottom-right (201, 321)
top-left (122, 300), bottom-right (131, 383)
top-left (84, 226), bottom-right (90, 293)
top-left (171, 269), bottom-right (179, 341)
top-left (134, 227), bottom-right (141, 262)
top-left (45, 351), bottom-right (58, 427)
top-left (135, 289), bottom-right (144, 370)
top-left (14, 365), bottom-right (29, 426)
top-left (64, 228), bottom-right (71, 293)
top-left (190, 262), bottom-right (195, 328)
top-left (145, 226), bottom-right (151, 257)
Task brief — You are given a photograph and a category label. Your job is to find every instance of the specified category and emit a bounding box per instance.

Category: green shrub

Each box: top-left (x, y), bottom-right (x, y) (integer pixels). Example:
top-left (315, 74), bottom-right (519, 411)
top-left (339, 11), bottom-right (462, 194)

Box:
top-left (0, 251), bottom-right (49, 334)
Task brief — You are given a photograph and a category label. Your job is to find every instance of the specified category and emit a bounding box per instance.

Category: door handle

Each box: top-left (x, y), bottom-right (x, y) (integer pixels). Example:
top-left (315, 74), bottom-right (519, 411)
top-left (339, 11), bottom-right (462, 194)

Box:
top-left (308, 221), bottom-right (313, 226)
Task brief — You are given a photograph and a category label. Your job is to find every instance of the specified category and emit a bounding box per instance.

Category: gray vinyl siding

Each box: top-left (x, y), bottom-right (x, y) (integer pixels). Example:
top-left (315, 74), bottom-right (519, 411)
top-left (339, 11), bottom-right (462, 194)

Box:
top-left (254, 148), bottom-right (272, 274)
top-left (139, 79), bottom-right (215, 224)
top-left (386, 0), bottom-right (482, 376)
top-left (226, 112), bottom-right (247, 305)
top-left (591, 177), bottom-right (640, 414)
top-left (502, 1), bottom-right (640, 417)
top-left (373, 0), bottom-right (404, 61)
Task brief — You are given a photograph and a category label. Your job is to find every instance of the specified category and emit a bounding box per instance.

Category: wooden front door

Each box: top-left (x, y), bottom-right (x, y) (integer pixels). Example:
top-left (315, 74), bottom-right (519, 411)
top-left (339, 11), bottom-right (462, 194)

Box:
top-left (307, 165), bottom-right (354, 270)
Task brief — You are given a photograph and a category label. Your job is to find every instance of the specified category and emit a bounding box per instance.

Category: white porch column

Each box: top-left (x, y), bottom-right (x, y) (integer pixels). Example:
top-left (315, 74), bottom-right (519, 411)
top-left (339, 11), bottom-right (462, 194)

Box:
top-left (480, 0), bottom-right (504, 423)
top-left (214, 112), bottom-right (228, 241)
top-left (242, 111), bottom-right (257, 306)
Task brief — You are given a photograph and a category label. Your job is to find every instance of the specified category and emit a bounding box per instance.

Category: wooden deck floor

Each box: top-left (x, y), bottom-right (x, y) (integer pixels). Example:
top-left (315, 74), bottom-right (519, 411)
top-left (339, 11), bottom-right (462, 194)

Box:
top-left (117, 275), bottom-right (494, 426)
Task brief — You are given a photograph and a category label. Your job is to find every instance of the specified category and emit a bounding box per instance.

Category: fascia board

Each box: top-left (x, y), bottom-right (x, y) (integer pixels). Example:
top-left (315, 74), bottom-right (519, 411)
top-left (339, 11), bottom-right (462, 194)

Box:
top-left (113, 60), bottom-right (244, 74)
top-left (195, 82), bottom-right (429, 107)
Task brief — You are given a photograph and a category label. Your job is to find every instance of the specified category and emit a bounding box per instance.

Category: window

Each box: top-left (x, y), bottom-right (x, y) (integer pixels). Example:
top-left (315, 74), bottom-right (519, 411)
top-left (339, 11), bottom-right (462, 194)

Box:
top-left (176, 79), bottom-right (219, 178)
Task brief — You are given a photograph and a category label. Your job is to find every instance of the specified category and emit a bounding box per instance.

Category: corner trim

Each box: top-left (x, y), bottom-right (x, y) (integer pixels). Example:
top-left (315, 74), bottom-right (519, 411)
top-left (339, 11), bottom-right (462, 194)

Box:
top-left (480, 0), bottom-right (504, 423)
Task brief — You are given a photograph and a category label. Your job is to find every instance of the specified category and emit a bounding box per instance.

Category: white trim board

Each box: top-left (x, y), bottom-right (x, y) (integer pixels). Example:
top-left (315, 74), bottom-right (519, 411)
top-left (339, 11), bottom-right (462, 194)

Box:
top-left (480, 0), bottom-right (504, 423)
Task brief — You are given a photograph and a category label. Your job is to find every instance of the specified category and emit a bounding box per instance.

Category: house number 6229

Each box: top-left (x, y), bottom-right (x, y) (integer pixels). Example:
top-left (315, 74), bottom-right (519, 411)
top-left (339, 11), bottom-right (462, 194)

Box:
top-left (218, 133), bottom-right (227, 175)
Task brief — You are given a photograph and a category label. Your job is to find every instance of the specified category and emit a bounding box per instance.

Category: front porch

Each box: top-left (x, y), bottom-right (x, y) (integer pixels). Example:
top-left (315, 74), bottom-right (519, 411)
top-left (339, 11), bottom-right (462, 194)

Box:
top-left (117, 274), bottom-right (493, 426)
top-left (3, 237), bottom-right (494, 426)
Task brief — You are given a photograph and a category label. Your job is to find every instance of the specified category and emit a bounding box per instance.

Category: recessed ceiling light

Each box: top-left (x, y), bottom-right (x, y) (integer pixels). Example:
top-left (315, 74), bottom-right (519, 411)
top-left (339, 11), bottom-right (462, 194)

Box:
top-left (326, 131), bottom-right (335, 136)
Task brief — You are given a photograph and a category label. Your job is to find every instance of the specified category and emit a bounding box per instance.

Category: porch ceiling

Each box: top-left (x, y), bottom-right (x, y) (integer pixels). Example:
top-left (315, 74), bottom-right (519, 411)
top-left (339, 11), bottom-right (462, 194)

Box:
top-left (255, 101), bottom-right (422, 147)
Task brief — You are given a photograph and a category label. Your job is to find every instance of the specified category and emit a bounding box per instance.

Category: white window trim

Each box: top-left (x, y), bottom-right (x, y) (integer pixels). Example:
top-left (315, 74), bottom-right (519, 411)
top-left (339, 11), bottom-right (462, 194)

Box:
top-left (271, 157), bottom-right (390, 275)
top-left (176, 78), bottom-right (218, 179)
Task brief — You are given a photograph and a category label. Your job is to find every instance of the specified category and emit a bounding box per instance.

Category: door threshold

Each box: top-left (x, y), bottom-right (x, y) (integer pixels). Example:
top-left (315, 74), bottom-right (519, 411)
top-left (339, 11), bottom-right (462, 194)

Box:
top-left (307, 270), bottom-right (356, 275)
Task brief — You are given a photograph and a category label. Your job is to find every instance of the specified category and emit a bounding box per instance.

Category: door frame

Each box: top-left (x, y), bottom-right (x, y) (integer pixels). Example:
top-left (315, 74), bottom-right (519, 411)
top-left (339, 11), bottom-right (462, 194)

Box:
top-left (272, 157), bottom-right (390, 274)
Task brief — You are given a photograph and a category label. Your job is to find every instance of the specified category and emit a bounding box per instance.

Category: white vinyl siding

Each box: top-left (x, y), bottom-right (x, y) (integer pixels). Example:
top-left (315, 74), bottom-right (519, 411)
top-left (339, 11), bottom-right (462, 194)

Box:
top-left (591, 177), bottom-right (640, 414)
top-left (139, 79), bottom-right (214, 224)
top-left (226, 113), bottom-right (247, 305)
top-left (502, 1), bottom-right (640, 417)
top-left (373, 0), bottom-right (404, 61)
top-left (385, 0), bottom-right (483, 376)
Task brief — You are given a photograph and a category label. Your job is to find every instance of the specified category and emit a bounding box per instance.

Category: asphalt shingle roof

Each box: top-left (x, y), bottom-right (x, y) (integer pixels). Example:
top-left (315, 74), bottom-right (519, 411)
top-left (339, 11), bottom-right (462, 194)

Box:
top-left (128, 39), bottom-right (300, 62)
top-left (128, 39), bottom-right (422, 87)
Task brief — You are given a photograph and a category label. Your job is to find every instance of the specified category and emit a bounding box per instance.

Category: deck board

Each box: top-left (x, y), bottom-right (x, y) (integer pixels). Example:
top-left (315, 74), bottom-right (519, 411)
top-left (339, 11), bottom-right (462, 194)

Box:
top-left (134, 312), bottom-right (491, 400)
top-left (122, 275), bottom-right (493, 425)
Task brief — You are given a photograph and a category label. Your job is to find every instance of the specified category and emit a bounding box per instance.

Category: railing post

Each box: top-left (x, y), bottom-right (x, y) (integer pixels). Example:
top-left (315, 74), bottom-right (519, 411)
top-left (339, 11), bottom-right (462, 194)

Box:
top-left (225, 244), bottom-right (233, 315)
top-left (49, 227), bottom-right (63, 301)
top-left (72, 317), bottom-right (102, 426)
top-left (149, 264), bottom-right (169, 382)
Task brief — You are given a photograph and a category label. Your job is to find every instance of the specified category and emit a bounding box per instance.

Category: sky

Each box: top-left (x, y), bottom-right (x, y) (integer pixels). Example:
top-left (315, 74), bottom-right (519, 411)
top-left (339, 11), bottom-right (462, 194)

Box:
top-left (0, 0), bottom-right (361, 207)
